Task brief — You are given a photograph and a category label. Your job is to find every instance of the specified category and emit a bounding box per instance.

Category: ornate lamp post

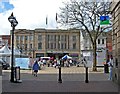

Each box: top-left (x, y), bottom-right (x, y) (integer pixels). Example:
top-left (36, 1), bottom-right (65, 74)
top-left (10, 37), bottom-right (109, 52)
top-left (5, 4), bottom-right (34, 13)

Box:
top-left (8, 12), bottom-right (18, 82)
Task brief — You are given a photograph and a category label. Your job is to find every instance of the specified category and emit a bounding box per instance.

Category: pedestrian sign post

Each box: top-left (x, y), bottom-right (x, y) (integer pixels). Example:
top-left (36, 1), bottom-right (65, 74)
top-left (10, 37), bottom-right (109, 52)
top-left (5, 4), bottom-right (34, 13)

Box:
top-left (100, 16), bottom-right (110, 25)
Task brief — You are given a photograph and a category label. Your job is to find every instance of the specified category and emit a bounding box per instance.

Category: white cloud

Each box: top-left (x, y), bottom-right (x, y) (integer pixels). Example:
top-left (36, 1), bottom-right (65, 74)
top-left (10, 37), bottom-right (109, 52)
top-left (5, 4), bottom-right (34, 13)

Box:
top-left (0, 0), bottom-right (67, 35)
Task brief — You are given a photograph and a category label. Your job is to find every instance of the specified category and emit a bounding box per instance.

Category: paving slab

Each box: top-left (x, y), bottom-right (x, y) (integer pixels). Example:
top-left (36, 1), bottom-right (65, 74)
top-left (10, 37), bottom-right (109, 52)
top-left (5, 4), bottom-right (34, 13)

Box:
top-left (1, 66), bottom-right (119, 94)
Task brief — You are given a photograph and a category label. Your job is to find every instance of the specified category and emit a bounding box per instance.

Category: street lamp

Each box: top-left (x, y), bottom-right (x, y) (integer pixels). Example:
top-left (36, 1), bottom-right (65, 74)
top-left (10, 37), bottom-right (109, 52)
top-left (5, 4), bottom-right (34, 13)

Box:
top-left (8, 12), bottom-right (18, 82)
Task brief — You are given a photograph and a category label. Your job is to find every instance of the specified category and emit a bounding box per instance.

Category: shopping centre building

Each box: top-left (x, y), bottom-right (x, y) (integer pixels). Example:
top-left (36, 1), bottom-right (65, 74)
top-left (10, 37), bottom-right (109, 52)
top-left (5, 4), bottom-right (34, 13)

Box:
top-left (14, 28), bottom-right (80, 60)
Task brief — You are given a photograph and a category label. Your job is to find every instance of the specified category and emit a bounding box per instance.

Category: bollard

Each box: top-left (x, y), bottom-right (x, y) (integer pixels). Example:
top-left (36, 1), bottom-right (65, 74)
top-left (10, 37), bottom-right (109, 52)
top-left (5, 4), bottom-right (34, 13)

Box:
top-left (58, 60), bottom-right (62, 83)
top-left (83, 58), bottom-right (89, 83)
top-left (85, 67), bottom-right (89, 83)
top-left (14, 66), bottom-right (22, 83)
top-left (104, 64), bottom-right (109, 73)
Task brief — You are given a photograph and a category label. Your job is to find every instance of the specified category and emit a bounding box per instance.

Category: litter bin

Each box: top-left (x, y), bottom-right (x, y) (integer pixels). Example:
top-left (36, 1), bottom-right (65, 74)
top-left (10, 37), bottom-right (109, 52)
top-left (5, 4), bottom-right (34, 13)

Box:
top-left (14, 66), bottom-right (22, 83)
top-left (104, 64), bottom-right (109, 73)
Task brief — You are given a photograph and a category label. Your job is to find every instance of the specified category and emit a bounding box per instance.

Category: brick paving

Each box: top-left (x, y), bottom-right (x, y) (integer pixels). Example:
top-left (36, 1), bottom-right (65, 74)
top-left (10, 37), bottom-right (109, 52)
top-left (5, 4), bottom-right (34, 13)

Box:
top-left (3, 66), bottom-right (105, 74)
top-left (2, 66), bottom-right (119, 93)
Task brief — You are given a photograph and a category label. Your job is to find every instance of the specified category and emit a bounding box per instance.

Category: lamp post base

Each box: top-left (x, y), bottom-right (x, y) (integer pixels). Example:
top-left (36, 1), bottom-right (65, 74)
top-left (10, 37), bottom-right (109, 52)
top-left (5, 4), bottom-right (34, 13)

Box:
top-left (10, 79), bottom-right (14, 83)
top-left (85, 80), bottom-right (89, 83)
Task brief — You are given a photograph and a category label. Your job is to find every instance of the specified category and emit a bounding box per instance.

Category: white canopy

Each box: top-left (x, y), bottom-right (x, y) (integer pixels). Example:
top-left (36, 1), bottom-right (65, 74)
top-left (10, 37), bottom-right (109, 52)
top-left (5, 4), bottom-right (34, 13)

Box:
top-left (0, 45), bottom-right (21, 56)
top-left (0, 44), bottom-right (11, 55)
top-left (14, 47), bottom-right (21, 55)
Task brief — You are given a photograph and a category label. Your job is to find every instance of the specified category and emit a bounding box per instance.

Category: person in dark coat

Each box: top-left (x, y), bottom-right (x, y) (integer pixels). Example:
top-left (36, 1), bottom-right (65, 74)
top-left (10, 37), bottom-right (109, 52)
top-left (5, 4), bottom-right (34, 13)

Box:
top-left (32, 60), bottom-right (39, 77)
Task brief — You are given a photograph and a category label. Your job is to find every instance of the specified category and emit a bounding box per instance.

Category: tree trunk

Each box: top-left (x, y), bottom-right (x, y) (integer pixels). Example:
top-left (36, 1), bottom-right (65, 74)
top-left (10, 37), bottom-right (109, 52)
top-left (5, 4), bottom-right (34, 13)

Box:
top-left (92, 42), bottom-right (97, 71)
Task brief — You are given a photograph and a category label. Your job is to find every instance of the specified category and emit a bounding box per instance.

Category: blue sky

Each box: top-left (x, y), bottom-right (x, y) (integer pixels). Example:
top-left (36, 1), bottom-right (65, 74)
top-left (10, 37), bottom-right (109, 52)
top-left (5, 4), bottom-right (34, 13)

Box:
top-left (0, 2), bottom-right (14, 13)
top-left (0, 0), bottom-right (115, 35)
top-left (0, 0), bottom-right (67, 35)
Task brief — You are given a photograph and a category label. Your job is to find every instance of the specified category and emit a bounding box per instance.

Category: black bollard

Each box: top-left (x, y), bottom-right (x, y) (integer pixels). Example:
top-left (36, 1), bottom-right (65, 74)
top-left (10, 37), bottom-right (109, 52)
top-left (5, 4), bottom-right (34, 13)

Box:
top-left (58, 61), bottom-right (62, 83)
top-left (85, 67), bottom-right (89, 83)
top-left (104, 64), bottom-right (109, 73)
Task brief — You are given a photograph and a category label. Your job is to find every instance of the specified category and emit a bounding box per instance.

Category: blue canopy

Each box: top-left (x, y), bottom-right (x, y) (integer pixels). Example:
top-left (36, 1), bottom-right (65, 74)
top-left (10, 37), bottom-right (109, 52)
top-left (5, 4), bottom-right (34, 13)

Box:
top-left (62, 55), bottom-right (72, 60)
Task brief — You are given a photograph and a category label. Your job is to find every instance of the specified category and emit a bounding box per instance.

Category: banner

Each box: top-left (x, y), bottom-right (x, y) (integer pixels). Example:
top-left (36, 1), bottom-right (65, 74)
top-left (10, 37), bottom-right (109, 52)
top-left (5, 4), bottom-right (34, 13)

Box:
top-left (15, 58), bottom-right (30, 69)
top-left (100, 16), bottom-right (110, 25)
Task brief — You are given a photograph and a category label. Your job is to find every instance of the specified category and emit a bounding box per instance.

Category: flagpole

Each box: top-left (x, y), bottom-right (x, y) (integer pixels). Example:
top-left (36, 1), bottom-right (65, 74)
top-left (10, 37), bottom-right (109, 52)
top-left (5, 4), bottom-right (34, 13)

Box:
top-left (66, 4), bottom-right (68, 30)
top-left (45, 15), bottom-right (48, 57)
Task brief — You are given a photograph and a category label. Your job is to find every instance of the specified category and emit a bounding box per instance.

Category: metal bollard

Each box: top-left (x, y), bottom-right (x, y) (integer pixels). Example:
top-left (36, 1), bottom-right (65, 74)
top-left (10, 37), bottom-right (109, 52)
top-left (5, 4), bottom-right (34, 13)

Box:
top-left (58, 61), bottom-right (62, 83)
top-left (14, 66), bottom-right (22, 83)
top-left (85, 67), bottom-right (89, 83)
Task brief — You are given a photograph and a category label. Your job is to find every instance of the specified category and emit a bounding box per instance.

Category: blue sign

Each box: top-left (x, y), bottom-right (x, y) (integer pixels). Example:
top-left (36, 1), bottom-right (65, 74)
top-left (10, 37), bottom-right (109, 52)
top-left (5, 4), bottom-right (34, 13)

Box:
top-left (15, 58), bottom-right (29, 69)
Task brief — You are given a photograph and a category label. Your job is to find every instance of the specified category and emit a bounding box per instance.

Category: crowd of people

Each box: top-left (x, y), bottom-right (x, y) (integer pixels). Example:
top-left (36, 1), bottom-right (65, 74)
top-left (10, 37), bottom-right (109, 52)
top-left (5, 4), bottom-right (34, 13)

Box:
top-left (31, 56), bottom-right (114, 80)
top-left (31, 58), bottom-right (78, 77)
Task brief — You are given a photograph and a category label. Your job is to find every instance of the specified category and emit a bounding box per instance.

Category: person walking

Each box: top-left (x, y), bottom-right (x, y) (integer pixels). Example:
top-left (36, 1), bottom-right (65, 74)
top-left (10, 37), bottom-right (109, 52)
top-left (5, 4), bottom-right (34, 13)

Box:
top-left (108, 56), bottom-right (113, 80)
top-left (32, 60), bottom-right (39, 77)
top-left (38, 60), bottom-right (43, 70)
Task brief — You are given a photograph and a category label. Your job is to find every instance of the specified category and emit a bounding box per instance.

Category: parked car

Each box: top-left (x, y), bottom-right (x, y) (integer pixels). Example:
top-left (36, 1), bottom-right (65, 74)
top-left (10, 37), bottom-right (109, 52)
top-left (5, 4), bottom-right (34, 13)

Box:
top-left (0, 58), bottom-right (10, 70)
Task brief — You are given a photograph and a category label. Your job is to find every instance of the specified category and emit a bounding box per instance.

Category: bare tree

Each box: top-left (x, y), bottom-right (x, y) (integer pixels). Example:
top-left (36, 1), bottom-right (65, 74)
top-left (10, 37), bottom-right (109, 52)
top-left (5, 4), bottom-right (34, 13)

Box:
top-left (58, 1), bottom-right (111, 71)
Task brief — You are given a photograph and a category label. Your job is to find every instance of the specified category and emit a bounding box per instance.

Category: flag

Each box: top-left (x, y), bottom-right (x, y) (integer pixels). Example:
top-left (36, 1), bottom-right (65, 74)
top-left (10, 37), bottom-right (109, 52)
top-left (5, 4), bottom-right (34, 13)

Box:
top-left (56, 13), bottom-right (58, 29)
top-left (100, 16), bottom-right (110, 25)
top-left (56, 13), bottom-right (58, 22)
top-left (46, 16), bottom-right (48, 25)
top-left (65, 14), bottom-right (68, 23)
